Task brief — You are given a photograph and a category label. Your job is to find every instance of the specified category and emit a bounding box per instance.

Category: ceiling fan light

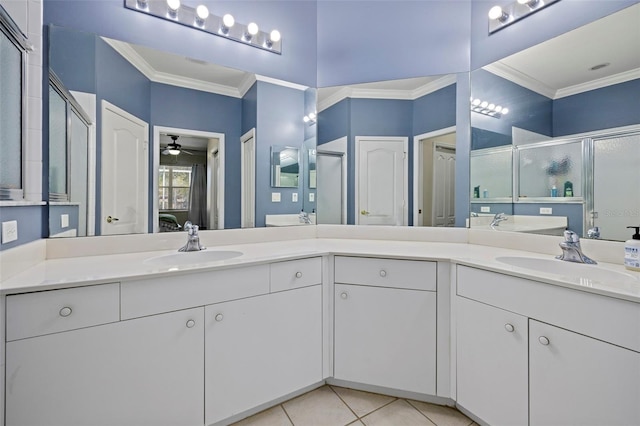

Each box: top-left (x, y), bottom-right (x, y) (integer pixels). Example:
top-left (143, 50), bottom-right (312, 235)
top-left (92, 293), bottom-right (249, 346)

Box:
top-left (168, 149), bottom-right (181, 155)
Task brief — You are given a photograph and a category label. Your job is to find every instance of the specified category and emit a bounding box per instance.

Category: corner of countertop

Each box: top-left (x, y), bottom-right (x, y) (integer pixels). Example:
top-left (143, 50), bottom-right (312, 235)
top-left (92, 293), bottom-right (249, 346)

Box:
top-left (0, 239), bottom-right (47, 282)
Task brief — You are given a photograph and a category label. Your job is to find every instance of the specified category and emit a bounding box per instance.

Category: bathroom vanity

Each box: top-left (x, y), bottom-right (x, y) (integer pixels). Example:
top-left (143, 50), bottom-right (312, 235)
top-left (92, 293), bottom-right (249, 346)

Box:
top-left (1, 227), bottom-right (639, 426)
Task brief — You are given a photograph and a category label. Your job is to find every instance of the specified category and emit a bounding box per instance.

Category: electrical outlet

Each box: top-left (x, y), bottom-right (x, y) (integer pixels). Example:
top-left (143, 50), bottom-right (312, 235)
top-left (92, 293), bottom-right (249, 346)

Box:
top-left (540, 207), bottom-right (553, 215)
top-left (292, 193), bottom-right (298, 202)
top-left (480, 206), bottom-right (491, 213)
top-left (309, 193), bottom-right (315, 202)
top-left (2, 220), bottom-right (18, 244)
top-left (61, 214), bottom-right (69, 228)
top-left (271, 192), bottom-right (281, 202)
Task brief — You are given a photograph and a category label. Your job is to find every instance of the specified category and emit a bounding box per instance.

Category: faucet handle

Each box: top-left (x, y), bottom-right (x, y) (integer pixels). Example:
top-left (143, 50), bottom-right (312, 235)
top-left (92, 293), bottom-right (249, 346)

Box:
top-left (563, 229), bottom-right (579, 243)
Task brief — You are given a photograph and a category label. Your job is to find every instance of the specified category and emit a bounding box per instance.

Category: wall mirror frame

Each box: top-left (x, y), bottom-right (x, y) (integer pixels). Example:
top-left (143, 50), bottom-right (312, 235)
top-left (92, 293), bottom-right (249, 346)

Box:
top-left (46, 24), bottom-right (317, 238)
top-left (469, 3), bottom-right (640, 241)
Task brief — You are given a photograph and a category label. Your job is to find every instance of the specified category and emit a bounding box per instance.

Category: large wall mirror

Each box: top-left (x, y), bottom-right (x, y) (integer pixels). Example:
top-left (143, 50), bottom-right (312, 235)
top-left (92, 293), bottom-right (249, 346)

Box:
top-left (470, 3), bottom-right (640, 241)
top-left (47, 25), bottom-right (317, 237)
top-left (316, 74), bottom-right (460, 226)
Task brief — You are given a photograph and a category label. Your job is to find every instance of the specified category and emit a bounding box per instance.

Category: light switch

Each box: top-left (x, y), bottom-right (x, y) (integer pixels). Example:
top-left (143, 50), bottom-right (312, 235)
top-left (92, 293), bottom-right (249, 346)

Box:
top-left (309, 193), bottom-right (315, 202)
top-left (61, 214), bottom-right (69, 228)
top-left (272, 192), bottom-right (281, 202)
top-left (292, 193), bottom-right (298, 202)
top-left (2, 220), bottom-right (18, 244)
top-left (480, 206), bottom-right (490, 213)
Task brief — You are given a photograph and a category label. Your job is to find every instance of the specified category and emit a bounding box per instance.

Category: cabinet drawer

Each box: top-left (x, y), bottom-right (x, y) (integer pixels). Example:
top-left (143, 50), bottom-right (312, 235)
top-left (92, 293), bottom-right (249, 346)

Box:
top-left (6, 283), bottom-right (120, 341)
top-left (121, 265), bottom-right (269, 319)
top-left (457, 265), bottom-right (640, 352)
top-left (335, 256), bottom-right (436, 291)
top-left (270, 257), bottom-right (322, 292)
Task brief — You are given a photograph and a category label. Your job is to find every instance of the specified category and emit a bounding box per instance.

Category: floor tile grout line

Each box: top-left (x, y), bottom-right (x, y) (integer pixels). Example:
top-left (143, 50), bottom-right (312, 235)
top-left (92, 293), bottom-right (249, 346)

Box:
top-left (353, 395), bottom-right (399, 422)
top-left (404, 399), bottom-right (440, 425)
top-left (327, 385), bottom-right (361, 422)
top-left (279, 402), bottom-right (295, 426)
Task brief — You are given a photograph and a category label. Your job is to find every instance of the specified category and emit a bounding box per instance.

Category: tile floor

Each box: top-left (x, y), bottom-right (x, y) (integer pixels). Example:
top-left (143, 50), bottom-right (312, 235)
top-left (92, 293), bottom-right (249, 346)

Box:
top-left (232, 385), bottom-right (476, 426)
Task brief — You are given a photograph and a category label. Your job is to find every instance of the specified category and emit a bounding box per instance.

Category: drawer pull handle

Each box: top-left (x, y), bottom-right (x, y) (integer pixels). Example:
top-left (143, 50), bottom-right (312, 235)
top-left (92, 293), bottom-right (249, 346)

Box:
top-left (379, 270), bottom-right (387, 277)
top-left (186, 319), bottom-right (196, 328)
top-left (504, 323), bottom-right (515, 332)
top-left (59, 307), bottom-right (72, 317)
top-left (539, 336), bottom-right (550, 346)
top-left (215, 313), bottom-right (224, 322)
top-left (340, 292), bottom-right (348, 300)
top-left (295, 271), bottom-right (303, 278)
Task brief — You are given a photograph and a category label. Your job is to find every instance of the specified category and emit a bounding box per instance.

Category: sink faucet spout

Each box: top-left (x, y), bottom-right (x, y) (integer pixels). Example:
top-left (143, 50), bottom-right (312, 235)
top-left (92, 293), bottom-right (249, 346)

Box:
top-left (556, 230), bottom-right (596, 264)
top-left (178, 221), bottom-right (206, 252)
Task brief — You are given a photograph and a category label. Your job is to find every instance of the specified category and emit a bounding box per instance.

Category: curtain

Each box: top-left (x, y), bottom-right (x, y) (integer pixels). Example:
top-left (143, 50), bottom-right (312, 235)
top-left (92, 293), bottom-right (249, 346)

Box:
top-left (188, 164), bottom-right (207, 228)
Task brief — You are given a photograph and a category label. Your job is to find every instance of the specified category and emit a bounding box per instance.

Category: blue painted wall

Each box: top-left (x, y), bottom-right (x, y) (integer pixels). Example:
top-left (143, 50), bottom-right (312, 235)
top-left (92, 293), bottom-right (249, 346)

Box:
top-left (413, 84), bottom-right (457, 136)
top-left (150, 82), bottom-right (243, 229)
top-left (49, 25), bottom-right (96, 93)
top-left (553, 78), bottom-right (640, 136)
top-left (255, 81), bottom-right (306, 227)
top-left (48, 204), bottom-right (79, 236)
top-left (242, 83), bottom-right (258, 135)
top-left (0, 206), bottom-right (44, 251)
top-left (318, 99), bottom-right (349, 145)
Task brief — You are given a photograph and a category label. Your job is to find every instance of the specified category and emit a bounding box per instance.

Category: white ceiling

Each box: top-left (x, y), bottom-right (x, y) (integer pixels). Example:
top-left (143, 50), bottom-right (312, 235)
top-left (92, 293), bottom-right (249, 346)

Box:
top-left (488, 3), bottom-right (640, 99)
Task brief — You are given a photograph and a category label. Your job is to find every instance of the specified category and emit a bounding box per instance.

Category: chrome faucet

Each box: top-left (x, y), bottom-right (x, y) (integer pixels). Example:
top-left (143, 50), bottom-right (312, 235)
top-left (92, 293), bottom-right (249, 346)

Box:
top-left (490, 212), bottom-right (508, 229)
top-left (178, 221), bottom-right (205, 252)
top-left (587, 226), bottom-right (601, 239)
top-left (299, 210), bottom-right (312, 224)
top-left (556, 229), bottom-right (596, 264)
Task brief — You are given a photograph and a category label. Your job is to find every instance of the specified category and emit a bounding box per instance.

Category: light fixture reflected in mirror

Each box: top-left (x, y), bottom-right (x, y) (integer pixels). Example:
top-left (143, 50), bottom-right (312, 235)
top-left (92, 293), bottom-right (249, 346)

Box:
top-left (125, 0), bottom-right (282, 54)
top-left (488, 0), bottom-right (561, 34)
top-left (470, 97), bottom-right (508, 118)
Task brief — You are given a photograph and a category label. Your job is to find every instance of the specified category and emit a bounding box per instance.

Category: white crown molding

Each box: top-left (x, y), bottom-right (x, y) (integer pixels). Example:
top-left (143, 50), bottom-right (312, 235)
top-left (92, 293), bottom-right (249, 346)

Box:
top-left (484, 62), bottom-right (556, 99)
top-left (238, 73), bottom-right (258, 98)
top-left (102, 37), bottom-right (244, 98)
top-left (255, 74), bottom-right (309, 91)
top-left (317, 75), bottom-right (458, 113)
top-left (554, 68), bottom-right (640, 99)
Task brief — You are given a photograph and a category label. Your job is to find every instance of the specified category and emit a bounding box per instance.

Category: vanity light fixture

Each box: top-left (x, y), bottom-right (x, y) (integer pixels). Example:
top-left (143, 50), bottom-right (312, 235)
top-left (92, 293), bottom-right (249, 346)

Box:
top-left (470, 98), bottom-right (508, 118)
top-left (124, 0), bottom-right (283, 54)
top-left (303, 112), bottom-right (317, 124)
top-left (488, 0), bottom-right (560, 34)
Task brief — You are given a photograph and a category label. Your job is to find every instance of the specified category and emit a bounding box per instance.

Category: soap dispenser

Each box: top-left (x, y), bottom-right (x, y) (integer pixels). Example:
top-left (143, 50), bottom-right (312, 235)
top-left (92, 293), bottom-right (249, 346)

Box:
top-left (624, 226), bottom-right (640, 271)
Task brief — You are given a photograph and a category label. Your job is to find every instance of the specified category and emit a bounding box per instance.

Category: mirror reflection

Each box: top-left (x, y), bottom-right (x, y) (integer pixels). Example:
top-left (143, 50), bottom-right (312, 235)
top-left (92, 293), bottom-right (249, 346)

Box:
top-left (470, 4), bottom-right (640, 241)
top-left (316, 74), bottom-right (458, 226)
top-left (271, 146), bottom-right (300, 188)
top-left (47, 24), bottom-right (316, 237)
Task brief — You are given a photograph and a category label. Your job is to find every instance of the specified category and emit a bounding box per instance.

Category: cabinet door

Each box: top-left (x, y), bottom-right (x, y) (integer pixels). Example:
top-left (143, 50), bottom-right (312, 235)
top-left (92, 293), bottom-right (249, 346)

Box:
top-left (205, 285), bottom-right (322, 425)
top-left (5, 308), bottom-right (204, 426)
top-left (530, 320), bottom-right (640, 426)
top-left (334, 284), bottom-right (436, 394)
top-left (456, 297), bottom-right (528, 426)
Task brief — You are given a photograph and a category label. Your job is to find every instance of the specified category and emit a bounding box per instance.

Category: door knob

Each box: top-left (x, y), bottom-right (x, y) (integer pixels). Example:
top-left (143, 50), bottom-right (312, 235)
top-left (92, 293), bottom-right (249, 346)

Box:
top-left (360, 210), bottom-right (370, 215)
top-left (106, 215), bottom-right (120, 223)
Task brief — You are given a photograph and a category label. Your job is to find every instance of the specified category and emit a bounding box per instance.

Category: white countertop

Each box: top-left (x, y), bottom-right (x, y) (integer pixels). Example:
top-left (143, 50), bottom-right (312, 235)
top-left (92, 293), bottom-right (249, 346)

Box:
top-left (2, 234), bottom-right (639, 303)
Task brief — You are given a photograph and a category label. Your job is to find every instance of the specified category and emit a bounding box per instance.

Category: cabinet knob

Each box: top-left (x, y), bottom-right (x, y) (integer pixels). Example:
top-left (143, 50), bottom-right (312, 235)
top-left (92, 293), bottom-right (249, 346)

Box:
top-left (59, 307), bottom-right (72, 317)
top-left (379, 270), bottom-right (387, 277)
top-left (539, 336), bottom-right (550, 346)
top-left (504, 323), bottom-right (515, 332)
top-left (340, 292), bottom-right (348, 299)
top-left (215, 313), bottom-right (224, 322)
top-left (295, 271), bottom-right (303, 278)
top-left (186, 319), bottom-right (196, 328)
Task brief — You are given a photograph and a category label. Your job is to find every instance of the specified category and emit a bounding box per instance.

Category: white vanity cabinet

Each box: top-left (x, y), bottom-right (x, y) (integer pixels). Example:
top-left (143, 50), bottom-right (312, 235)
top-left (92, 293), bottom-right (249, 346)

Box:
top-left (333, 256), bottom-right (437, 394)
top-left (456, 265), bottom-right (640, 426)
top-left (456, 296), bottom-right (528, 426)
top-left (5, 304), bottom-right (204, 426)
top-left (205, 259), bottom-right (323, 425)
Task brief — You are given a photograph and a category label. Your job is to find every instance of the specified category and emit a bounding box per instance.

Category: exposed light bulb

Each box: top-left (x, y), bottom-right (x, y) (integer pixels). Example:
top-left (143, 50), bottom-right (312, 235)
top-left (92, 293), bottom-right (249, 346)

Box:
top-left (308, 112), bottom-right (316, 120)
top-left (472, 98), bottom-right (481, 106)
top-left (303, 116), bottom-right (310, 123)
top-left (196, 5), bottom-right (209, 20)
top-left (488, 5), bottom-right (508, 21)
top-left (480, 101), bottom-right (489, 108)
top-left (247, 22), bottom-right (259, 36)
top-left (501, 108), bottom-right (509, 115)
top-left (495, 105), bottom-right (503, 113)
top-left (488, 103), bottom-right (495, 110)
top-left (167, 0), bottom-right (180, 11)
top-left (269, 29), bottom-right (281, 43)
top-left (222, 14), bottom-right (235, 28)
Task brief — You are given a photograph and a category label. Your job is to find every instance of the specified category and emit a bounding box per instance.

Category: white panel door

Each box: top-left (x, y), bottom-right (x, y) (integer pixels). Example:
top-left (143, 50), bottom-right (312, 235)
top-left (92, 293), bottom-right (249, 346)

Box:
top-left (334, 284), bottom-right (436, 394)
top-left (101, 101), bottom-right (148, 235)
top-left (530, 319), bottom-right (640, 426)
top-left (317, 153), bottom-right (344, 224)
top-left (456, 296), bottom-right (528, 426)
top-left (356, 137), bottom-right (407, 225)
top-left (205, 286), bottom-right (322, 425)
top-left (432, 146), bottom-right (456, 227)
top-left (5, 308), bottom-right (204, 426)
top-left (241, 129), bottom-right (256, 228)
top-left (593, 133), bottom-right (640, 241)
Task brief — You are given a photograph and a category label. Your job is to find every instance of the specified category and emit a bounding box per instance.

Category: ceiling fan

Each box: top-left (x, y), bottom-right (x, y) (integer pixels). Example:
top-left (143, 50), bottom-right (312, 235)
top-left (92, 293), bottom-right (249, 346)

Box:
top-left (161, 135), bottom-right (194, 156)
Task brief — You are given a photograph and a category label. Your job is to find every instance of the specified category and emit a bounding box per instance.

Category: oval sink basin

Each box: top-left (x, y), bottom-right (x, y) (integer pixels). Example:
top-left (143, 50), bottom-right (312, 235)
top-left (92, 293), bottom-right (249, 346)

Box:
top-left (145, 250), bottom-right (243, 266)
top-left (496, 256), bottom-right (638, 284)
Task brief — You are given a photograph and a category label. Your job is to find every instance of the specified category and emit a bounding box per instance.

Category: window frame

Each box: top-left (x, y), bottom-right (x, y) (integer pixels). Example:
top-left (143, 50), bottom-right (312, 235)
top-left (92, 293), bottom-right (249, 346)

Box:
top-left (158, 165), bottom-right (192, 211)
